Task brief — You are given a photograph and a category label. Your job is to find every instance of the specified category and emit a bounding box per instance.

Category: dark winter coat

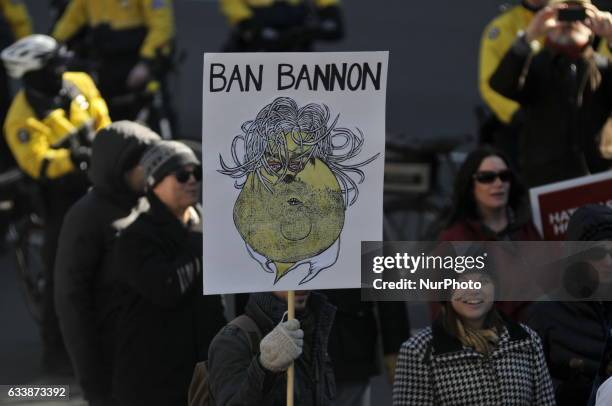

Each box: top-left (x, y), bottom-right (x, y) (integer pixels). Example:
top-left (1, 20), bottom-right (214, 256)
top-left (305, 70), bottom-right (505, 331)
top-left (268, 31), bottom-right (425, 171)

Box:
top-left (525, 204), bottom-right (612, 406)
top-left (525, 301), bottom-right (611, 406)
top-left (324, 289), bottom-right (409, 383)
top-left (54, 122), bottom-right (159, 403)
top-left (112, 193), bottom-right (226, 406)
top-left (393, 316), bottom-right (556, 405)
top-left (208, 292), bottom-right (336, 406)
top-left (490, 41), bottom-right (612, 187)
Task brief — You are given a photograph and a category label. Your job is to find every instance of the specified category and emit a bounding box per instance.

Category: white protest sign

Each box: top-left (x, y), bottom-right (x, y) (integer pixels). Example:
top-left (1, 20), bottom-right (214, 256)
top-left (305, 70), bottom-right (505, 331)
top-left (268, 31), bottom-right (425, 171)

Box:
top-left (202, 52), bottom-right (387, 294)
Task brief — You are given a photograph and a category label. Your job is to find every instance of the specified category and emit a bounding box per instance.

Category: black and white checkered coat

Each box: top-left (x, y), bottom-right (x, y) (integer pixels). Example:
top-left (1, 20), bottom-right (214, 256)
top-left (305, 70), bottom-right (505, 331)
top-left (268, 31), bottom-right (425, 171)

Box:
top-left (393, 318), bottom-right (556, 406)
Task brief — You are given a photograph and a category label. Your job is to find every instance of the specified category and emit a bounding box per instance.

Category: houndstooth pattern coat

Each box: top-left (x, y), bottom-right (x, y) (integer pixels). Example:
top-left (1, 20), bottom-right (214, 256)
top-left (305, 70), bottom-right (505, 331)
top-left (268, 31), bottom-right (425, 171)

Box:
top-left (393, 318), bottom-right (556, 406)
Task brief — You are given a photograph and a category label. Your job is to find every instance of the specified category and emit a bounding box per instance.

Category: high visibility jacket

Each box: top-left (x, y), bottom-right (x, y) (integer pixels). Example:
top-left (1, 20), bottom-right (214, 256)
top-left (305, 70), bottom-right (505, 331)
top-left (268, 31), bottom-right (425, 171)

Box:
top-left (479, 5), bottom-right (535, 124)
top-left (4, 72), bottom-right (111, 180)
top-left (52, 0), bottom-right (174, 60)
top-left (0, 0), bottom-right (31, 40)
top-left (221, 0), bottom-right (339, 26)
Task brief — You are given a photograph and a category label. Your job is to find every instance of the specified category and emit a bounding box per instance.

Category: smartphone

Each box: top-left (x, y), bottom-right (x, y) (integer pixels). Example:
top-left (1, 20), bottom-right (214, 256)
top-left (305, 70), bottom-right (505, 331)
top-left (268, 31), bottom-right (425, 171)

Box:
top-left (558, 8), bottom-right (587, 22)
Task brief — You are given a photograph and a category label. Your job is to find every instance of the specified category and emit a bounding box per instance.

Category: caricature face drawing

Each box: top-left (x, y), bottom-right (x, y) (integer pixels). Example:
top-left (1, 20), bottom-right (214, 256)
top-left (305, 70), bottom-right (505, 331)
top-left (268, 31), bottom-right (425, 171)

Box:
top-left (219, 97), bottom-right (378, 284)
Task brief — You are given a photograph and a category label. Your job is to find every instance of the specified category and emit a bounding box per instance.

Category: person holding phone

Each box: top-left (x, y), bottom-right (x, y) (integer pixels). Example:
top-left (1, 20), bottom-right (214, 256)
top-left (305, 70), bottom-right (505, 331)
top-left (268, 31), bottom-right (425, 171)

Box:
top-left (490, 0), bottom-right (612, 188)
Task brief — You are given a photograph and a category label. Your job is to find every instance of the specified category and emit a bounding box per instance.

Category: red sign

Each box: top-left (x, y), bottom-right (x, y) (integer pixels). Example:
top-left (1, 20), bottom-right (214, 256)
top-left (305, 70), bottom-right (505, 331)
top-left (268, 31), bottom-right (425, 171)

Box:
top-left (529, 172), bottom-right (612, 240)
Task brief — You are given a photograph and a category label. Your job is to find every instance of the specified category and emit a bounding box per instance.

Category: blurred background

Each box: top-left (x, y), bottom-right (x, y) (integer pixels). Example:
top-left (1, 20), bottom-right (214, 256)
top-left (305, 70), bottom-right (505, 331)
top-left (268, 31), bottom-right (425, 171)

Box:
top-left (0, 0), bottom-right (582, 404)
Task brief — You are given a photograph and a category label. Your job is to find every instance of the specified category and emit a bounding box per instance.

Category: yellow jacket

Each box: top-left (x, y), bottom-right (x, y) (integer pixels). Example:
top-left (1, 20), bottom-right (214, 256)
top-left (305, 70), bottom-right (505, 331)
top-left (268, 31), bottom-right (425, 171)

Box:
top-left (479, 5), bottom-right (535, 124)
top-left (221, 0), bottom-right (339, 26)
top-left (52, 0), bottom-right (174, 59)
top-left (4, 72), bottom-right (111, 180)
top-left (0, 0), bottom-right (32, 39)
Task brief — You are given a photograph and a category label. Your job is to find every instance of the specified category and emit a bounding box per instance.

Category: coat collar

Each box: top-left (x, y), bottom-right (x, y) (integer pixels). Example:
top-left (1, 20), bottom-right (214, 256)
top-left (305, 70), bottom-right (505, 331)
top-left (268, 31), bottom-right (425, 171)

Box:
top-left (431, 312), bottom-right (529, 356)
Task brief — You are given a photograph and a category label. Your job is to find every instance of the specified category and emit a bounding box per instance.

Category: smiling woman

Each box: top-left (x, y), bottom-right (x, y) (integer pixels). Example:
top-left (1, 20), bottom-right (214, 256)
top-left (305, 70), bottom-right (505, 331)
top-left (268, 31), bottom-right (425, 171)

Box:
top-left (393, 266), bottom-right (557, 406)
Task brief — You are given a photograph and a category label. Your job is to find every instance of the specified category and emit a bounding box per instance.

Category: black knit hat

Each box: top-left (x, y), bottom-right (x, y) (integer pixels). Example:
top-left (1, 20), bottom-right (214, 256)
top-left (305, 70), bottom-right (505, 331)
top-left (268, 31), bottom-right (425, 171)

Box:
top-left (140, 140), bottom-right (200, 189)
top-left (566, 204), bottom-right (612, 241)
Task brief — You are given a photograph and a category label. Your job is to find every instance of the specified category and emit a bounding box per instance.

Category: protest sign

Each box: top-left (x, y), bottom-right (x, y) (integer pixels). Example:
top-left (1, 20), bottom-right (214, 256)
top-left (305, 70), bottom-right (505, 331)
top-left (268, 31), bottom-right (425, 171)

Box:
top-left (202, 52), bottom-right (388, 294)
top-left (529, 171), bottom-right (612, 240)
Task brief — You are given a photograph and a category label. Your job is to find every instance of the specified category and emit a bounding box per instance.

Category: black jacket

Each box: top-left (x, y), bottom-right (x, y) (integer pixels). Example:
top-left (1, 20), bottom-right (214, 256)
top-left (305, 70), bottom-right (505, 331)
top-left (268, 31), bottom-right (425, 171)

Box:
top-left (54, 122), bottom-right (158, 403)
top-left (525, 301), bottom-right (611, 406)
top-left (208, 292), bottom-right (336, 406)
top-left (112, 193), bottom-right (226, 406)
top-left (490, 40), bottom-right (612, 187)
top-left (325, 289), bottom-right (409, 382)
top-left (525, 204), bottom-right (612, 406)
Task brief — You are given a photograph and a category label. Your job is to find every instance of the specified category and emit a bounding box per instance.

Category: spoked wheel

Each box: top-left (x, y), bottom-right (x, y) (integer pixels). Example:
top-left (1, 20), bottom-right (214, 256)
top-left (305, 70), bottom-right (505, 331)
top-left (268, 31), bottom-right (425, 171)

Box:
top-left (8, 213), bottom-right (45, 323)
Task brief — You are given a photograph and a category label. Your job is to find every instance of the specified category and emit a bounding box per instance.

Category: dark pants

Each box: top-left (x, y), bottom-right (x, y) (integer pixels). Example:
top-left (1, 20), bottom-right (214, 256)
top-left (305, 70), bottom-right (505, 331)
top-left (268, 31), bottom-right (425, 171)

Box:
top-left (41, 177), bottom-right (88, 372)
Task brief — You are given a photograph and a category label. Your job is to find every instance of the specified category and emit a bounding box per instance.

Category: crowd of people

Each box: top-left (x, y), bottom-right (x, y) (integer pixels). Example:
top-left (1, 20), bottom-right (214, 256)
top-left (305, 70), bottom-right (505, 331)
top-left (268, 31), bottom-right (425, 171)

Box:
top-left (1, 0), bottom-right (612, 405)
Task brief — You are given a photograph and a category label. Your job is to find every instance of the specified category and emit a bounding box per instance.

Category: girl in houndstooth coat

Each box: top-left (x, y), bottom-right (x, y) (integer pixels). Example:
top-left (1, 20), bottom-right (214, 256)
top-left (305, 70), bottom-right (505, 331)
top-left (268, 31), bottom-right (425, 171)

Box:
top-left (393, 271), bottom-right (555, 406)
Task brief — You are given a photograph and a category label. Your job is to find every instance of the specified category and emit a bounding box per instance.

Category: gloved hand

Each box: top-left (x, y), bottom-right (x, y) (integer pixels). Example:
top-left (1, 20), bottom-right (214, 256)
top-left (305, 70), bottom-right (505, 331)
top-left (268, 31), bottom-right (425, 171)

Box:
top-left (259, 318), bottom-right (304, 372)
top-left (126, 61), bottom-right (151, 90)
top-left (70, 145), bottom-right (92, 171)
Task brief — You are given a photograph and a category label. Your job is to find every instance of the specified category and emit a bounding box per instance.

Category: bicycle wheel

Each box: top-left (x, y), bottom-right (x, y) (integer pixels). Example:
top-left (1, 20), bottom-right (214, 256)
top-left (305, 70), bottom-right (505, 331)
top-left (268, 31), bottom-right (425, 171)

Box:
top-left (8, 213), bottom-right (45, 323)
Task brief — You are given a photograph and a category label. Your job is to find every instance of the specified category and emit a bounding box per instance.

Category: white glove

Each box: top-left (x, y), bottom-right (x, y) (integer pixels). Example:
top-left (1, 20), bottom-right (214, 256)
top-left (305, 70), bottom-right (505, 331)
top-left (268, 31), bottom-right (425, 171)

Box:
top-left (126, 62), bottom-right (151, 89)
top-left (259, 318), bottom-right (304, 372)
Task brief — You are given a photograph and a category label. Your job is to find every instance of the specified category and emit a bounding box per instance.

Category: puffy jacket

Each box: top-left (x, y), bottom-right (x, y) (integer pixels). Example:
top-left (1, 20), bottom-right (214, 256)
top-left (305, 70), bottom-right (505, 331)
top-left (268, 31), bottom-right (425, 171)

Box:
top-left (54, 121), bottom-right (159, 404)
top-left (52, 0), bottom-right (174, 59)
top-left (4, 71), bottom-right (110, 180)
top-left (208, 292), bottom-right (336, 406)
top-left (394, 316), bottom-right (556, 406)
top-left (112, 192), bottom-right (226, 406)
top-left (479, 3), bottom-right (535, 124)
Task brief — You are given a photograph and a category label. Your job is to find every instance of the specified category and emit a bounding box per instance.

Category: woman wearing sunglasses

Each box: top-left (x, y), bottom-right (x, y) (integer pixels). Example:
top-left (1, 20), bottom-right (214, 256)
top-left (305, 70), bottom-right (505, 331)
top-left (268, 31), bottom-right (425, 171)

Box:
top-left (393, 266), bottom-right (555, 406)
top-left (435, 147), bottom-right (541, 321)
top-left (439, 146), bottom-right (540, 242)
top-left (112, 140), bottom-right (226, 405)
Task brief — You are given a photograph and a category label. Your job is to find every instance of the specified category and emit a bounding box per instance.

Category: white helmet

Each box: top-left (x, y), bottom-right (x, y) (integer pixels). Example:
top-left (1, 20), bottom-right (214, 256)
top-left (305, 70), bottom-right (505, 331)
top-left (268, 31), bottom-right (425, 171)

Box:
top-left (1, 34), bottom-right (59, 79)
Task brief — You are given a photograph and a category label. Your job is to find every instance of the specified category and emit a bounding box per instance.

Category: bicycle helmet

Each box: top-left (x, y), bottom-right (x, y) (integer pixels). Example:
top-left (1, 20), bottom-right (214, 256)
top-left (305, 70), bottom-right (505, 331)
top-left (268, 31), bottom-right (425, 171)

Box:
top-left (1, 35), bottom-right (59, 79)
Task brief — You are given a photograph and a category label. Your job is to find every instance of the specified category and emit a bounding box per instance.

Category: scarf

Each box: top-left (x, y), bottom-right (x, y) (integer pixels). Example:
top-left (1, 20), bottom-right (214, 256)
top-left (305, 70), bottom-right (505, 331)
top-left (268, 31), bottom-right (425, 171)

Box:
top-left (456, 319), bottom-right (500, 355)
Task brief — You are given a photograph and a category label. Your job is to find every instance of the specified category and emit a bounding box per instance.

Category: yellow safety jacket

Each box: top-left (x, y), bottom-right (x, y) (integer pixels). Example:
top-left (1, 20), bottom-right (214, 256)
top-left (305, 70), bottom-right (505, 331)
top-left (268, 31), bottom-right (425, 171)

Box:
top-left (52, 0), bottom-right (174, 60)
top-left (221, 0), bottom-right (339, 26)
top-left (4, 72), bottom-right (111, 180)
top-left (479, 5), bottom-right (535, 124)
top-left (0, 0), bottom-right (31, 39)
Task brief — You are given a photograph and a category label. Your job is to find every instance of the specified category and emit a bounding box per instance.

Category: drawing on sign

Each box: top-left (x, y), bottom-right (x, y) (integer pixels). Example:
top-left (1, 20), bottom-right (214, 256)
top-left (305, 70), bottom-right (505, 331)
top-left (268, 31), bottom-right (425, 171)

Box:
top-left (219, 96), bottom-right (379, 285)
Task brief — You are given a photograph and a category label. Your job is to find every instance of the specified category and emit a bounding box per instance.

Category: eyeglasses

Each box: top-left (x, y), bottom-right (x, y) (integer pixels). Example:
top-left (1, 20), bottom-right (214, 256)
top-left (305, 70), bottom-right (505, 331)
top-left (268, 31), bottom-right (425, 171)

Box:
top-left (174, 168), bottom-right (202, 183)
top-left (473, 170), bottom-right (512, 184)
top-left (584, 246), bottom-right (612, 261)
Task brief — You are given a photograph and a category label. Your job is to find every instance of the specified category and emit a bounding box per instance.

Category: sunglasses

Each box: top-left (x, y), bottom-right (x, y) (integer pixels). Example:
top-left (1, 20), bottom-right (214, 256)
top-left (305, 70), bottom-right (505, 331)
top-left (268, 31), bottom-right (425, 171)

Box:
top-left (174, 168), bottom-right (202, 183)
top-left (473, 170), bottom-right (512, 184)
top-left (584, 247), bottom-right (612, 261)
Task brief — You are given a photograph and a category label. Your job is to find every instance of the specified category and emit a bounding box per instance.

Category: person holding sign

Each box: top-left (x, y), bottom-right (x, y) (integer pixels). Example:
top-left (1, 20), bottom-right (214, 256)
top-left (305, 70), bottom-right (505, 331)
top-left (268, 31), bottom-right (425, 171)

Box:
top-left (112, 141), bottom-right (226, 406)
top-left (207, 291), bottom-right (336, 406)
top-left (490, 0), bottom-right (612, 188)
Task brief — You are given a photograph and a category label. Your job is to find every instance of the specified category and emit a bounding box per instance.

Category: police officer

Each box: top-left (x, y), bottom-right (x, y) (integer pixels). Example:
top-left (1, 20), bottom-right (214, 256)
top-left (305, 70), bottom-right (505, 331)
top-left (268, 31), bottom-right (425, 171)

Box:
top-left (52, 0), bottom-right (174, 121)
top-left (220, 0), bottom-right (344, 51)
top-left (2, 34), bottom-right (111, 374)
top-left (0, 0), bottom-right (31, 159)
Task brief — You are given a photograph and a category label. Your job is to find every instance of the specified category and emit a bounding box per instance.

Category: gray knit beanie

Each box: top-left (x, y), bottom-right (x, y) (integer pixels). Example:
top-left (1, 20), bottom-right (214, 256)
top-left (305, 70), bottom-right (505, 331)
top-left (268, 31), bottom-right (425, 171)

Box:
top-left (140, 140), bottom-right (200, 189)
